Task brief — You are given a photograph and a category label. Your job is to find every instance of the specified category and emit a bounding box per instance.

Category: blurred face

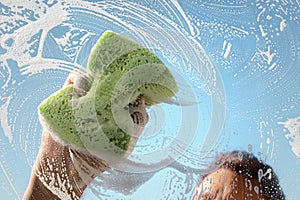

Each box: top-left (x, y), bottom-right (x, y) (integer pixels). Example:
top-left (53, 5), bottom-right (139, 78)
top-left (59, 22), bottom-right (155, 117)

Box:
top-left (193, 168), bottom-right (265, 200)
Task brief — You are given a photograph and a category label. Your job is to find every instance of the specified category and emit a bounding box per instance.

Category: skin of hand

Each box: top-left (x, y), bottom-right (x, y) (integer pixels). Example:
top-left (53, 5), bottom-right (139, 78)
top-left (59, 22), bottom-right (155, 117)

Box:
top-left (193, 168), bottom-right (265, 200)
top-left (23, 70), bottom-right (148, 200)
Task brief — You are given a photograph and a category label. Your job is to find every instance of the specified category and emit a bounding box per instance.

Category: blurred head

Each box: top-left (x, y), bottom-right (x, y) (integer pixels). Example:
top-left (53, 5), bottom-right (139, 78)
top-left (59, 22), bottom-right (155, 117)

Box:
top-left (193, 151), bottom-right (285, 200)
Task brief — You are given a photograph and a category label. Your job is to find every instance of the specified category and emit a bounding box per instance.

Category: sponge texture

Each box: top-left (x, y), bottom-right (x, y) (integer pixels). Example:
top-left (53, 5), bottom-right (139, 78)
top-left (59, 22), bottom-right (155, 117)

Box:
top-left (38, 31), bottom-right (178, 155)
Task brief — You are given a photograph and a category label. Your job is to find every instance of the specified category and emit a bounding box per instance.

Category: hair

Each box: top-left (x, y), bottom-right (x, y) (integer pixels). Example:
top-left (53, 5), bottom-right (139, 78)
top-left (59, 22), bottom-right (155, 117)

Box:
top-left (205, 151), bottom-right (285, 200)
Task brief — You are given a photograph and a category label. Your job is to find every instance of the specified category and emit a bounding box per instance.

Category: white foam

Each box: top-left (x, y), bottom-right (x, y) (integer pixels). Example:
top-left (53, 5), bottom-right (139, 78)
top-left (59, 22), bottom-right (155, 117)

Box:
top-left (0, 96), bottom-right (13, 143)
top-left (170, 0), bottom-right (196, 36)
top-left (278, 116), bottom-right (300, 158)
top-left (258, 46), bottom-right (276, 66)
top-left (257, 7), bottom-right (266, 22)
top-left (280, 19), bottom-right (287, 32)
top-left (1, 2), bottom-right (67, 69)
top-left (221, 40), bottom-right (232, 59)
top-left (259, 24), bottom-right (267, 37)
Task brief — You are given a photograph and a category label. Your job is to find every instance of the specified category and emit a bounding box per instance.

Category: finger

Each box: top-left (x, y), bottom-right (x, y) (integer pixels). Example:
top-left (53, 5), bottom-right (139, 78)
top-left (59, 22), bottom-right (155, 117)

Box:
top-left (70, 148), bottom-right (109, 180)
top-left (63, 70), bottom-right (77, 87)
top-left (125, 95), bottom-right (149, 157)
top-left (129, 94), bottom-right (149, 141)
top-left (63, 70), bottom-right (90, 97)
top-left (129, 94), bottom-right (149, 126)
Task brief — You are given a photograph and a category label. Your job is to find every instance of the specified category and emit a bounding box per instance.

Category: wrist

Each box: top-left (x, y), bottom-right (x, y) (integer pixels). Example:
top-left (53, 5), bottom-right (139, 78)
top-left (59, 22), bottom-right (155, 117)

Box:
top-left (23, 131), bottom-right (108, 200)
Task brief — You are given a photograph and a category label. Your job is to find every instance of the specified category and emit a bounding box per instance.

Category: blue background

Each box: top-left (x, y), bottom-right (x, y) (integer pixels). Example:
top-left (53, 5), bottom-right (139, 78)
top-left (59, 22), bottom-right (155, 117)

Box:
top-left (0, 0), bottom-right (299, 199)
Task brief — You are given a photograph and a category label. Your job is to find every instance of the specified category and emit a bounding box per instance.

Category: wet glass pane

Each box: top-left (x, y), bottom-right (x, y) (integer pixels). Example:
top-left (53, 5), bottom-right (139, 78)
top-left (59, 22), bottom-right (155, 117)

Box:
top-left (0, 1), bottom-right (299, 199)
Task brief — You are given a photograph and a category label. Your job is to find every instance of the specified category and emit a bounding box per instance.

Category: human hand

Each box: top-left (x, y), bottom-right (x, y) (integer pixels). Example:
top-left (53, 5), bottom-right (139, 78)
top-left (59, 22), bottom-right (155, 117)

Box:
top-left (23, 70), bottom-right (148, 200)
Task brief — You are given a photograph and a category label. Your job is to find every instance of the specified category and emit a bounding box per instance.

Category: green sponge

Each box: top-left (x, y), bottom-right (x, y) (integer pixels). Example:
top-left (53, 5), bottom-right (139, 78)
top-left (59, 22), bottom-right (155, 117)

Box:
top-left (38, 31), bottom-right (178, 155)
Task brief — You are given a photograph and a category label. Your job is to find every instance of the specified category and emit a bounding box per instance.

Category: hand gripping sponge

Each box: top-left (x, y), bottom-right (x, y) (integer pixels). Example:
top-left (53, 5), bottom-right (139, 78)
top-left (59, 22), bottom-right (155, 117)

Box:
top-left (38, 31), bottom-right (178, 155)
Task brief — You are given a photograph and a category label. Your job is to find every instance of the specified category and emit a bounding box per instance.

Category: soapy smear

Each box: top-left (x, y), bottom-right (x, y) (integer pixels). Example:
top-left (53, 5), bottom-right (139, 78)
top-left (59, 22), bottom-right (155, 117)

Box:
top-left (0, 0), bottom-right (300, 199)
top-left (0, 1), bottom-right (224, 199)
top-left (278, 117), bottom-right (300, 158)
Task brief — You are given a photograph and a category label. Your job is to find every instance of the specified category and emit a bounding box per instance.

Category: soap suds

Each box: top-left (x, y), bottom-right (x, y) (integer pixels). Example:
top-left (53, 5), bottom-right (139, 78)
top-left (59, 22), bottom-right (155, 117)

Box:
top-left (170, 0), bottom-right (196, 36)
top-left (1, 0), bottom-right (298, 199)
top-left (0, 96), bottom-right (13, 143)
top-left (278, 117), bottom-right (300, 158)
top-left (221, 40), bottom-right (232, 59)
